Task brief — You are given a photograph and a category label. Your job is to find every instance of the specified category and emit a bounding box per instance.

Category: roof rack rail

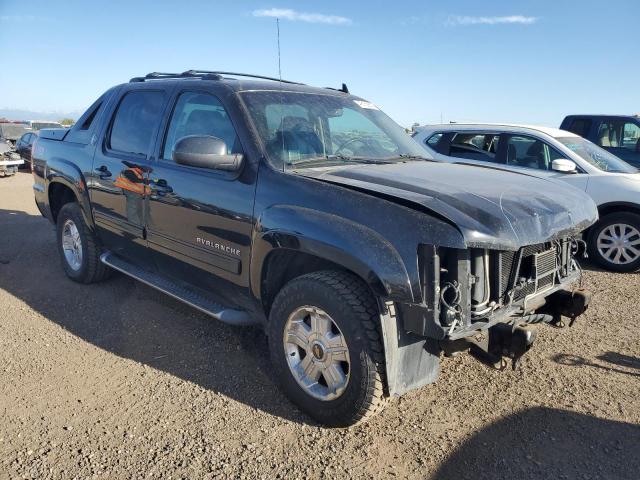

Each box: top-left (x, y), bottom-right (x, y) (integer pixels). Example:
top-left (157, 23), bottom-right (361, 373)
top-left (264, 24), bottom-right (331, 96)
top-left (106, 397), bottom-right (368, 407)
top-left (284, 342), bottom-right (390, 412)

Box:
top-left (129, 70), bottom-right (303, 84)
top-left (184, 70), bottom-right (304, 85)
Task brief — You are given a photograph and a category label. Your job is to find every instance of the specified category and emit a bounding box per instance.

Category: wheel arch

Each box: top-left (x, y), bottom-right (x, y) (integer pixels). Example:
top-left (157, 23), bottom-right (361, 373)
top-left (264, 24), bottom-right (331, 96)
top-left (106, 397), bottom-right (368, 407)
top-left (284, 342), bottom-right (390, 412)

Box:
top-left (251, 205), bottom-right (415, 317)
top-left (258, 248), bottom-right (387, 317)
top-left (597, 201), bottom-right (640, 219)
top-left (46, 159), bottom-right (94, 228)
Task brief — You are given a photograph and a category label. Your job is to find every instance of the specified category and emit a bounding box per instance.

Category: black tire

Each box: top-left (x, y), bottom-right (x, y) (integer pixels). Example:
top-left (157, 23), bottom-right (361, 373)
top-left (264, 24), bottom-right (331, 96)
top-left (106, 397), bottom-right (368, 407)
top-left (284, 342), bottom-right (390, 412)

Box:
top-left (56, 202), bottom-right (111, 283)
top-left (268, 270), bottom-right (387, 427)
top-left (587, 212), bottom-right (640, 272)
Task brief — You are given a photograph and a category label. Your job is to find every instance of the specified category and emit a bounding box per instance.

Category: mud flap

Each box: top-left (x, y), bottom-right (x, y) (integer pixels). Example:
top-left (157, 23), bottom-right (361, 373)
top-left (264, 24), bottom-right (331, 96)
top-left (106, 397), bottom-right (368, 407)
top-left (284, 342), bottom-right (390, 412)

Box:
top-left (379, 302), bottom-right (440, 397)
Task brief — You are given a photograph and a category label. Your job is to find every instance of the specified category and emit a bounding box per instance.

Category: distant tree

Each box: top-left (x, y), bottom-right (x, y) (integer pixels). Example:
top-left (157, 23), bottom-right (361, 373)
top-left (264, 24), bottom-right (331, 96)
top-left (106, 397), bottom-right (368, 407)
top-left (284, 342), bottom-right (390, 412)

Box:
top-left (59, 118), bottom-right (75, 126)
top-left (0, 117), bottom-right (8, 123)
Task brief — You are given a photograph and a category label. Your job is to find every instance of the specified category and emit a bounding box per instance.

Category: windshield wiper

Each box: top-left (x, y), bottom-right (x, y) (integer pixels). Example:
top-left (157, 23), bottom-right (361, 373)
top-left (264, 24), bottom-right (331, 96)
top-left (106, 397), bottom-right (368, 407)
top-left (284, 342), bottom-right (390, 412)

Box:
top-left (385, 153), bottom-right (436, 162)
top-left (289, 155), bottom-right (393, 168)
top-left (326, 155), bottom-right (394, 164)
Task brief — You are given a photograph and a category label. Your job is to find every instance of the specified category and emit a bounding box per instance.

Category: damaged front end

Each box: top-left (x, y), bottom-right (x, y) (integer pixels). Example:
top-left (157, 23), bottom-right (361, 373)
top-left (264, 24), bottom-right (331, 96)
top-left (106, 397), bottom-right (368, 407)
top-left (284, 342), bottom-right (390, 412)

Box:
top-left (399, 237), bottom-right (591, 372)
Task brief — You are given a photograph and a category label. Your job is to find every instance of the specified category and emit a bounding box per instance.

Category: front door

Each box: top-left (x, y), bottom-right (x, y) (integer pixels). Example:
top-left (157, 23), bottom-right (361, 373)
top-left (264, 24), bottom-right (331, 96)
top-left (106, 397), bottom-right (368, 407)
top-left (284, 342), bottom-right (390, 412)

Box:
top-left (89, 87), bottom-right (168, 264)
top-left (501, 134), bottom-right (589, 190)
top-left (145, 89), bottom-right (257, 310)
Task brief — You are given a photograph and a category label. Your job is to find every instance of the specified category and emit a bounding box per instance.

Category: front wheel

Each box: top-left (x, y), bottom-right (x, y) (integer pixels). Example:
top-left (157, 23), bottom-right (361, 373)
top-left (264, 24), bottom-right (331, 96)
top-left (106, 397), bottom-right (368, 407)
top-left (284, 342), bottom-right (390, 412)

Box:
top-left (268, 271), bottom-right (387, 427)
top-left (587, 212), bottom-right (640, 272)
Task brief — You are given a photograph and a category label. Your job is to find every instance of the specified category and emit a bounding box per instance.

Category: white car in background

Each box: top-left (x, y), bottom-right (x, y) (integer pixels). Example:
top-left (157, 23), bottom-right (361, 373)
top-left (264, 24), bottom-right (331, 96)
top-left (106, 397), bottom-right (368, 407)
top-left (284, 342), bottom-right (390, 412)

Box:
top-left (413, 123), bottom-right (640, 272)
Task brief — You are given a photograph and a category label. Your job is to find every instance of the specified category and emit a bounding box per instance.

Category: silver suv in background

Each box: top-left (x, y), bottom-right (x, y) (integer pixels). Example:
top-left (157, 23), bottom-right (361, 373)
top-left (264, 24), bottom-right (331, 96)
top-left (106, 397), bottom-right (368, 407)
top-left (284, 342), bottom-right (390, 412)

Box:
top-left (413, 124), bottom-right (640, 272)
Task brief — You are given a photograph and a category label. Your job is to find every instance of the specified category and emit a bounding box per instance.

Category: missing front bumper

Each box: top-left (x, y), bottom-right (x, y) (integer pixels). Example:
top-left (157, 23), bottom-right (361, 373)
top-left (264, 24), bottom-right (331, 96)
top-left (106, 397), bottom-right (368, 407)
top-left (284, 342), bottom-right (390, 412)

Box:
top-left (440, 287), bottom-right (592, 370)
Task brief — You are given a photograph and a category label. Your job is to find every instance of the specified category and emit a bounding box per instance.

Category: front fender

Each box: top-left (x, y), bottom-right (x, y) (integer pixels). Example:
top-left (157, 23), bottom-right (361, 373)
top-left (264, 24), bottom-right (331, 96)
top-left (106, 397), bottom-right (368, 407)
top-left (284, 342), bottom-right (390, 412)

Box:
top-left (250, 205), bottom-right (415, 303)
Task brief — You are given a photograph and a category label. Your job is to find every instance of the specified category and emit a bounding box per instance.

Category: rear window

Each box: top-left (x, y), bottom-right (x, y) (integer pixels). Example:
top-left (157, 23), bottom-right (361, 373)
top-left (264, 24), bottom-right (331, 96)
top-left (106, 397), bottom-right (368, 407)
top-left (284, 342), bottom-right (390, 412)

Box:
top-left (566, 118), bottom-right (592, 137)
top-left (108, 91), bottom-right (165, 155)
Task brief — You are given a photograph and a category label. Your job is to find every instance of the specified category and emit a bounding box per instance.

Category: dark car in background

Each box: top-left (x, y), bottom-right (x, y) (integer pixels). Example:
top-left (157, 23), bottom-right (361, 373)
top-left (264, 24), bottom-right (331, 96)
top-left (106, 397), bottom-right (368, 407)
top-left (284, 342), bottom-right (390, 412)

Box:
top-left (560, 115), bottom-right (640, 167)
top-left (16, 131), bottom-right (38, 168)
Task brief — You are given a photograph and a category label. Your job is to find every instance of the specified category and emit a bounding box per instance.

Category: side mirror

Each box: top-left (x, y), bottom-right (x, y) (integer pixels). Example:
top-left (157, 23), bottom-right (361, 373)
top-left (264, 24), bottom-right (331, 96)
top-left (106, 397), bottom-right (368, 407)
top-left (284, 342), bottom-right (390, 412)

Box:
top-left (551, 158), bottom-right (578, 173)
top-left (172, 135), bottom-right (243, 172)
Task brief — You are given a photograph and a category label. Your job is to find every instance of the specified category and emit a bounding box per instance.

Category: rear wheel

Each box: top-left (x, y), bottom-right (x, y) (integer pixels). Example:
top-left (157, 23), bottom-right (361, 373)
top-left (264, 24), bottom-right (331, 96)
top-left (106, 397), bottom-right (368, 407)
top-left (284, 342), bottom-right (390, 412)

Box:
top-left (56, 202), bottom-right (111, 283)
top-left (268, 271), bottom-right (387, 427)
top-left (587, 212), bottom-right (640, 272)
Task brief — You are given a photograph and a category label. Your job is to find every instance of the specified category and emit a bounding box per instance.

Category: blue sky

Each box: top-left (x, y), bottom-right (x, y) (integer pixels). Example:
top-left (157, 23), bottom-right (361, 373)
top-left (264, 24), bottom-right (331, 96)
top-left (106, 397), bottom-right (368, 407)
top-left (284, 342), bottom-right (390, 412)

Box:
top-left (0, 0), bottom-right (637, 127)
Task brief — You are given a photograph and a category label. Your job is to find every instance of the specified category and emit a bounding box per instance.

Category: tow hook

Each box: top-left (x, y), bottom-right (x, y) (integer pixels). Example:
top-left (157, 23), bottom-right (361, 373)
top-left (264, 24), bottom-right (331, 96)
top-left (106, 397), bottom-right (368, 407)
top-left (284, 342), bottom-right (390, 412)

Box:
top-left (441, 323), bottom-right (537, 371)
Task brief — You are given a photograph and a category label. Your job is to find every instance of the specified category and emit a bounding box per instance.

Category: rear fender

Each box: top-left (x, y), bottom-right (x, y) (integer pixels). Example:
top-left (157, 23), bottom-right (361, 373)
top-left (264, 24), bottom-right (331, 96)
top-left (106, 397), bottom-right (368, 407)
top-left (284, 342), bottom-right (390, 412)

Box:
top-left (46, 158), bottom-right (94, 229)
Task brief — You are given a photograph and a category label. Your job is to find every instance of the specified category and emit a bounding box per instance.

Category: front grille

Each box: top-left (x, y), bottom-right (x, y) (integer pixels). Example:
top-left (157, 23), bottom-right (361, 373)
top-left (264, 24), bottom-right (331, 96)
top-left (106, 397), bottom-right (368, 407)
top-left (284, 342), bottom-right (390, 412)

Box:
top-left (497, 250), bottom-right (516, 299)
top-left (535, 249), bottom-right (556, 279)
top-left (521, 243), bottom-right (548, 257)
top-left (533, 249), bottom-right (557, 292)
top-left (510, 243), bottom-right (558, 302)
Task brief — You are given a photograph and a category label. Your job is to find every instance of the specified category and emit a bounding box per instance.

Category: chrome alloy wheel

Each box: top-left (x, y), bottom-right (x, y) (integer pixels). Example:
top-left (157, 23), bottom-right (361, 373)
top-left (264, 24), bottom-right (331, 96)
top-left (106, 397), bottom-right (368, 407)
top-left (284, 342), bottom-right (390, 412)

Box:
top-left (283, 306), bottom-right (351, 401)
top-left (597, 223), bottom-right (640, 265)
top-left (61, 219), bottom-right (83, 271)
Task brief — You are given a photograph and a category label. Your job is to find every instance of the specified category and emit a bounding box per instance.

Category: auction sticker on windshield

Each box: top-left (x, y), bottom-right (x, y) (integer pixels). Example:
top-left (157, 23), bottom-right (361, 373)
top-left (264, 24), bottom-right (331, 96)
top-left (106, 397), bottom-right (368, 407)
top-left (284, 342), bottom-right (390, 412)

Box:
top-left (354, 100), bottom-right (379, 110)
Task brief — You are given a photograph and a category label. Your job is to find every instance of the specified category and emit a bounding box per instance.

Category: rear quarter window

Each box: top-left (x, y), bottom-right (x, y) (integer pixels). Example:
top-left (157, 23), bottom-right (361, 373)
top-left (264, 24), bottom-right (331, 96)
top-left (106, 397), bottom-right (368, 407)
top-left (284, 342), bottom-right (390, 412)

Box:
top-left (108, 91), bottom-right (165, 156)
top-left (426, 133), bottom-right (443, 147)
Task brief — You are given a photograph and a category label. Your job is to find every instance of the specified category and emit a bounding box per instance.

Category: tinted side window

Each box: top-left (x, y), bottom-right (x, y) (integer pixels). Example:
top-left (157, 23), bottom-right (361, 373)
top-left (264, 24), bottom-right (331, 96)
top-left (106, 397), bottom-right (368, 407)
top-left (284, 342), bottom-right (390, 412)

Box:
top-left (79, 102), bottom-right (102, 130)
top-left (163, 91), bottom-right (240, 161)
top-left (567, 118), bottom-right (591, 137)
top-left (506, 135), bottom-right (564, 170)
top-left (595, 120), bottom-right (640, 150)
top-left (426, 133), bottom-right (443, 147)
top-left (109, 91), bottom-right (164, 156)
top-left (622, 122), bottom-right (640, 151)
top-left (449, 133), bottom-right (499, 162)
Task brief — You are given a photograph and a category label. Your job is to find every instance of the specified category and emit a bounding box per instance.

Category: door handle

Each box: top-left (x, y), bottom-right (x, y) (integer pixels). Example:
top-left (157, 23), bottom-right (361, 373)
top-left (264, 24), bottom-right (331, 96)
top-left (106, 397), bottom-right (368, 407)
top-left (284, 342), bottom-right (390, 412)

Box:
top-left (95, 165), bottom-right (112, 179)
top-left (150, 179), bottom-right (173, 196)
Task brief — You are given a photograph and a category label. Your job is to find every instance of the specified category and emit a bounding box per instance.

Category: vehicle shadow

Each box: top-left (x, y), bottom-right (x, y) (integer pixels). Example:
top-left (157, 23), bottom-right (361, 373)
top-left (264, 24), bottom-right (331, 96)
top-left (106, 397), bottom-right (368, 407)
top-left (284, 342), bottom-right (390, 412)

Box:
top-left (430, 407), bottom-right (640, 480)
top-left (0, 207), bottom-right (311, 424)
top-left (551, 352), bottom-right (640, 378)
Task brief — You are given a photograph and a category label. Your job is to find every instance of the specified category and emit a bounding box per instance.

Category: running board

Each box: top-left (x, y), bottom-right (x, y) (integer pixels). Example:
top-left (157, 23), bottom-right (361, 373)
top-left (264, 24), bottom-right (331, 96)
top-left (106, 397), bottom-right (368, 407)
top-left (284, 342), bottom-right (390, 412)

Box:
top-left (100, 252), bottom-right (256, 326)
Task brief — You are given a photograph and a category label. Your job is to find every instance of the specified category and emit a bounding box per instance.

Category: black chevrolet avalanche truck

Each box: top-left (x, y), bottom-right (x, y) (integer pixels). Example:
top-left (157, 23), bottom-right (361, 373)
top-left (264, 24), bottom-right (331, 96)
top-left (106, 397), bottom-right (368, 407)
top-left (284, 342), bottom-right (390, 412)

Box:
top-left (32, 71), bottom-right (598, 426)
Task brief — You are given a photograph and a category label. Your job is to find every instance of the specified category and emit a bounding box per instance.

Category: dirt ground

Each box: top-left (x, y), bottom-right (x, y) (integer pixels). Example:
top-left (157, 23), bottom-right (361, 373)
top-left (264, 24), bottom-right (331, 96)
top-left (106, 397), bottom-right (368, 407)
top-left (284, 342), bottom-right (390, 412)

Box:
top-left (1, 171), bottom-right (639, 479)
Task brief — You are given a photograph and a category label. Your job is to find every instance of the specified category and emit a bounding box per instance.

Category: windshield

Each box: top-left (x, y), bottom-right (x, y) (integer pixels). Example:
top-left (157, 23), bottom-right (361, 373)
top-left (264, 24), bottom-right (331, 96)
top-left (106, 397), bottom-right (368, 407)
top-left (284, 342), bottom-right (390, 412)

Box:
top-left (557, 136), bottom-right (638, 173)
top-left (239, 91), bottom-right (431, 169)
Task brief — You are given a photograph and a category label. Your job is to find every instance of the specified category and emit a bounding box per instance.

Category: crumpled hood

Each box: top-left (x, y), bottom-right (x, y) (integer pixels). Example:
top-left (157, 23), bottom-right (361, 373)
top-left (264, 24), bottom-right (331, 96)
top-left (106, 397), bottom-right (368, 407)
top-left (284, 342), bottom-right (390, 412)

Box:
top-left (300, 161), bottom-right (598, 250)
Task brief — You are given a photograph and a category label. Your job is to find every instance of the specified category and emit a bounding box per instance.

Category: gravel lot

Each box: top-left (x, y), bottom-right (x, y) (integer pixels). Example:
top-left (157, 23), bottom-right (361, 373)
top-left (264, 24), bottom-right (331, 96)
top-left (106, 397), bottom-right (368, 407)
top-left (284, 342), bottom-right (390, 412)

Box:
top-left (1, 171), bottom-right (639, 479)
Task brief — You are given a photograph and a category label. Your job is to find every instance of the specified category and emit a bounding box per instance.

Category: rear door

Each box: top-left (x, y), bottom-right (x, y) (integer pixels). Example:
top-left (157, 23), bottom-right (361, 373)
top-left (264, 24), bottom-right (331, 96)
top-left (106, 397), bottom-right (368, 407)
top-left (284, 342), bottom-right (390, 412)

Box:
top-left (447, 132), bottom-right (502, 164)
top-left (89, 85), bottom-right (170, 265)
top-left (430, 131), bottom-right (503, 167)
